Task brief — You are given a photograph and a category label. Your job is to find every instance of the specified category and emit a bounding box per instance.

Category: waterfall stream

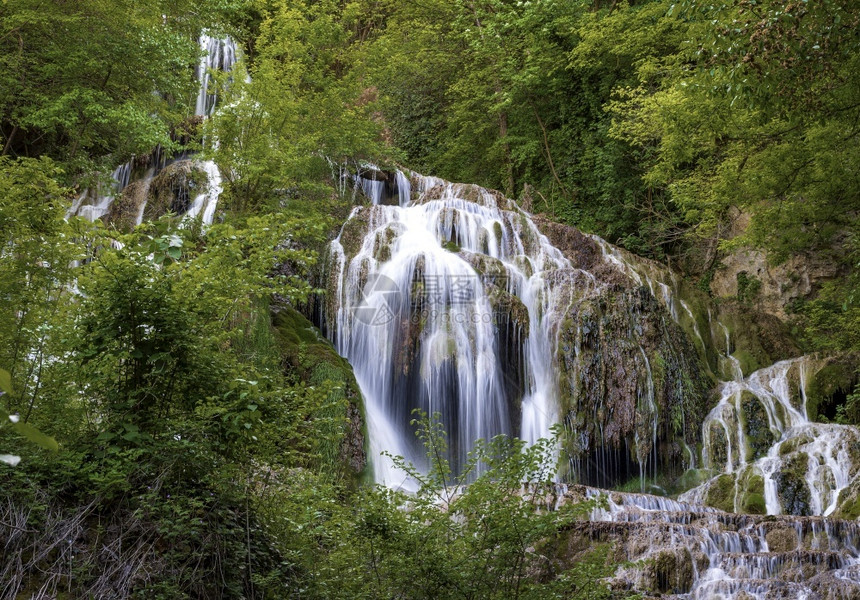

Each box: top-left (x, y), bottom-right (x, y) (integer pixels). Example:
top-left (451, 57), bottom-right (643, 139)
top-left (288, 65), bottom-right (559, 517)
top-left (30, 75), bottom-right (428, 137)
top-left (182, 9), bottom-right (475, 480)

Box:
top-left (68, 34), bottom-right (236, 226)
top-left (328, 173), bottom-right (584, 485)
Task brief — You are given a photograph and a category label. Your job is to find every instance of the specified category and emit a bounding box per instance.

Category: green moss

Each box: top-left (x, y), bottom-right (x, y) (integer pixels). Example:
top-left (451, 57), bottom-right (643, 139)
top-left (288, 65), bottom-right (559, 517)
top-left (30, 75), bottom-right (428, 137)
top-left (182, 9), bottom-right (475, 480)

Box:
top-left (441, 240), bottom-right (460, 253)
top-left (739, 391), bottom-right (775, 461)
top-left (669, 468), bottom-right (710, 495)
top-left (774, 453), bottom-right (812, 516)
top-left (805, 361), bottom-right (857, 422)
top-left (705, 473), bottom-right (737, 512)
top-left (739, 472), bottom-right (766, 514)
top-left (338, 209), bottom-right (370, 258)
top-left (272, 306), bottom-right (367, 480)
top-left (835, 486), bottom-right (860, 520)
top-left (732, 349), bottom-right (760, 378)
top-left (779, 434), bottom-right (812, 456)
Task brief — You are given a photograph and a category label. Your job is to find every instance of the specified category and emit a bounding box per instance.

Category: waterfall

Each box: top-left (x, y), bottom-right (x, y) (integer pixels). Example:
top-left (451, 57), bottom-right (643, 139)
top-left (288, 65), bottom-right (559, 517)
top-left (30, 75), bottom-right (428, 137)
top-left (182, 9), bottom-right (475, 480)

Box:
top-left (559, 484), bottom-right (860, 598)
top-left (328, 167), bottom-right (860, 533)
top-left (69, 35), bottom-right (236, 226)
top-left (328, 172), bottom-right (588, 485)
top-left (681, 356), bottom-right (860, 517)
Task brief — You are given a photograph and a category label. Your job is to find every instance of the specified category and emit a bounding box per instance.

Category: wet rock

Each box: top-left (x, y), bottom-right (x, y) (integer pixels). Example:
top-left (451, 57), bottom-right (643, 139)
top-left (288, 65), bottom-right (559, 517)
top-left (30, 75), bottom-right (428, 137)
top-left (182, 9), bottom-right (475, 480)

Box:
top-left (557, 286), bottom-right (710, 487)
top-left (706, 474), bottom-right (737, 512)
top-left (776, 453), bottom-right (813, 516)
top-left (145, 159), bottom-right (208, 220)
top-left (740, 391), bottom-right (777, 460)
top-left (271, 305), bottom-right (366, 478)
top-left (766, 525), bottom-right (800, 553)
top-left (104, 178), bottom-right (151, 231)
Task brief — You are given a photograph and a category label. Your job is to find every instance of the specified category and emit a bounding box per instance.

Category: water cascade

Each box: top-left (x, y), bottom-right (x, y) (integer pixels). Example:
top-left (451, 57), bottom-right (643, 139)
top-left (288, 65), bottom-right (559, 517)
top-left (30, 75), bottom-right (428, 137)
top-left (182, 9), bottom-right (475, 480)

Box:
top-left (682, 357), bottom-right (860, 518)
top-left (325, 170), bottom-right (709, 488)
top-left (68, 34), bottom-right (236, 226)
top-left (325, 170), bottom-right (860, 598)
top-left (550, 485), bottom-right (860, 598)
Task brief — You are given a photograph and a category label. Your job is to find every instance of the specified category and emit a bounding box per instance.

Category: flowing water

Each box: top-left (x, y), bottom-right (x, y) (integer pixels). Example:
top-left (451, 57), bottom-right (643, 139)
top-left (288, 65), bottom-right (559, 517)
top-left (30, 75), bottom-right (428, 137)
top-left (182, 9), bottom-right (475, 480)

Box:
top-left (326, 168), bottom-right (860, 596)
top-left (68, 35), bottom-right (236, 226)
top-left (564, 484), bottom-right (860, 598)
top-left (327, 172), bottom-right (588, 485)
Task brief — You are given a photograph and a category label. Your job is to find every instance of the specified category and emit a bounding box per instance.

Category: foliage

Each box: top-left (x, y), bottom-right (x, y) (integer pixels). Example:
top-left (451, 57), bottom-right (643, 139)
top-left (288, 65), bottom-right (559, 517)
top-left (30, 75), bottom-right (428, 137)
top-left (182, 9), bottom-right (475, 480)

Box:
top-left (255, 412), bottom-right (619, 600)
top-left (0, 0), bottom-right (236, 180)
top-left (206, 0), bottom-right (387, 214)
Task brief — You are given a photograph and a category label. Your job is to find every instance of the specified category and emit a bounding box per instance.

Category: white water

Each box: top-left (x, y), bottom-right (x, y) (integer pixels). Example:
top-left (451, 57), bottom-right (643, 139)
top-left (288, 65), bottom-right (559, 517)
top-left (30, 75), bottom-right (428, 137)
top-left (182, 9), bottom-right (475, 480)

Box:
top-left (328, 173), bottom-right (596, 486)
top-left (571, 484), bottom-right (860, 598)
top-left (682, 356), bottom-right (860, 517)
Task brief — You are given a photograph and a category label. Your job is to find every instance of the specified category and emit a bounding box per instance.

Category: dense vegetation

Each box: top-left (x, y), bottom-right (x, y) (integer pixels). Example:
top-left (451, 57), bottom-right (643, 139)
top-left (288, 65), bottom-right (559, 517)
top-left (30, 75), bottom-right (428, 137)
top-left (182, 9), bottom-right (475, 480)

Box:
top-left (1, 0), bottom-right (859, 596)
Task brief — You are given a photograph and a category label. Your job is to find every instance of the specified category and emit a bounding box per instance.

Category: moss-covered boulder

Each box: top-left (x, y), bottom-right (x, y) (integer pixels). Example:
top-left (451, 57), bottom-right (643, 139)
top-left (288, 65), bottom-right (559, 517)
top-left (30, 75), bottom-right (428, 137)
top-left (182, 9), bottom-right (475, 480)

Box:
top-left (805, 355), bottom-right (860, 423)
top-left (104, 178), bottom-right (151, 231)
top-left (738, 469), bottom-right (767, 515)
top-left (765, 525), bottom-right (800, 552)
top-left (739, 391), bottom-right (777, 461)
top-left (775, 453), bottom-right (812, 516)
top-left (705, 473), bottom-right (737, 512)
top-left (272, 305), bottom-right (367, 478)
top-left (144, 160), bottom-right (208, 221)
top-left (557, 285), bottom-right (711, 487)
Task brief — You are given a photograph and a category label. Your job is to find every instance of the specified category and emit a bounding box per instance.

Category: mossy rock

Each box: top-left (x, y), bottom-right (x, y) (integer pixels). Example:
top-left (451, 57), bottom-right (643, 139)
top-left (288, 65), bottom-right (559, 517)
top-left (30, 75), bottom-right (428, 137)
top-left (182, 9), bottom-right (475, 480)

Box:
top-left (373, 224), bottom-right (401, 262)
top-left (805, 357), bottom-right (859, 423)
top-left (715, 302), bottom-right (800, 377)
top-left (738, 470), bottom-right (766, 515)
top-left (834, 481), bottom-right (860, 520)
top-left (779, 434), bottom-right (813, 456)
top-left (105, 178), bottom-right (150, 231)
top-left (774, 453), bottom-right (812, 516)
top-left (705, 473), bottom-right (737, 512)
top-left (144, 160), bottom-right (208, 221)
top-left (706, 421), bottom-right (729, 470)
top-left (271, 305), bottom-right (367, 478)
top-left (765, 525), bottom-right (800, 552)
top-left (338, 208), bottom-right (371, 259)
top-left (732, 349), bottom-right (761, 378)
top-left (650, 549), bottom-right (694, 594)
top-left (669, 468), bottom-right (711, 495)
top-left (739, 391), bottom-right (776, 461)
top-left (441, 239), bottom-right (460, 253)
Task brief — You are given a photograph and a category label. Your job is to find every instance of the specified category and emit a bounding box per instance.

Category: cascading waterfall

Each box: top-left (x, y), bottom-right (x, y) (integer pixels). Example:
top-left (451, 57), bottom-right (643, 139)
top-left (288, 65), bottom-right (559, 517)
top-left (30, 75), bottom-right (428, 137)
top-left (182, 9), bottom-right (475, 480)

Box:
top-left (184, 34), bottom-right (234, 225)
top-left (682, 356), bottom-right (860, 518)
top-left (327, 168), bottom-right (860, 596)
top-left (563, 484), bottom-right (860, 599)
top-left (328, 171), bottom-right (592, 485)
top-left (68, 34), bottom-right (236, 226)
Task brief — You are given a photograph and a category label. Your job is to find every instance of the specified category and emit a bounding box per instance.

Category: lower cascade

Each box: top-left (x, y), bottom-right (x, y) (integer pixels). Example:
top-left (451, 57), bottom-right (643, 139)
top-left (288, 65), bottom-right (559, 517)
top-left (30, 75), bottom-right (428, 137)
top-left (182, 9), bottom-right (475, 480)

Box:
top-left (560, 485), bottom-right (860, 599)
top-left (323, 168), bottom-right (860, 596)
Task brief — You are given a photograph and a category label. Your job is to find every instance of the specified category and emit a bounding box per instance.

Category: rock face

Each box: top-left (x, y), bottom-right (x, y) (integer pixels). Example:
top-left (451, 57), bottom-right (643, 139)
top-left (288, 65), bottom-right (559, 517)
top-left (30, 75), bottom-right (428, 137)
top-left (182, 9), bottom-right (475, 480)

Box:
top-left (709, 211), bottom-right (850, 320)
top-left (144, 160), bottom-right (208, 221)
top-left (711, 247), bottom-right (848, 320)
top-left (271, 304), bottom-right (367, 479)
top-left (101, 159), bottom-right (209, 231)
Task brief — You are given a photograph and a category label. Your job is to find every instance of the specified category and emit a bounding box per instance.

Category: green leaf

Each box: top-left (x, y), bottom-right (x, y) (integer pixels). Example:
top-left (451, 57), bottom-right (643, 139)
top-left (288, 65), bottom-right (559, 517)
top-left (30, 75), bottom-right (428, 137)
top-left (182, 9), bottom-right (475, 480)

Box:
top-left (1, 408), bottom-right (59, 452)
